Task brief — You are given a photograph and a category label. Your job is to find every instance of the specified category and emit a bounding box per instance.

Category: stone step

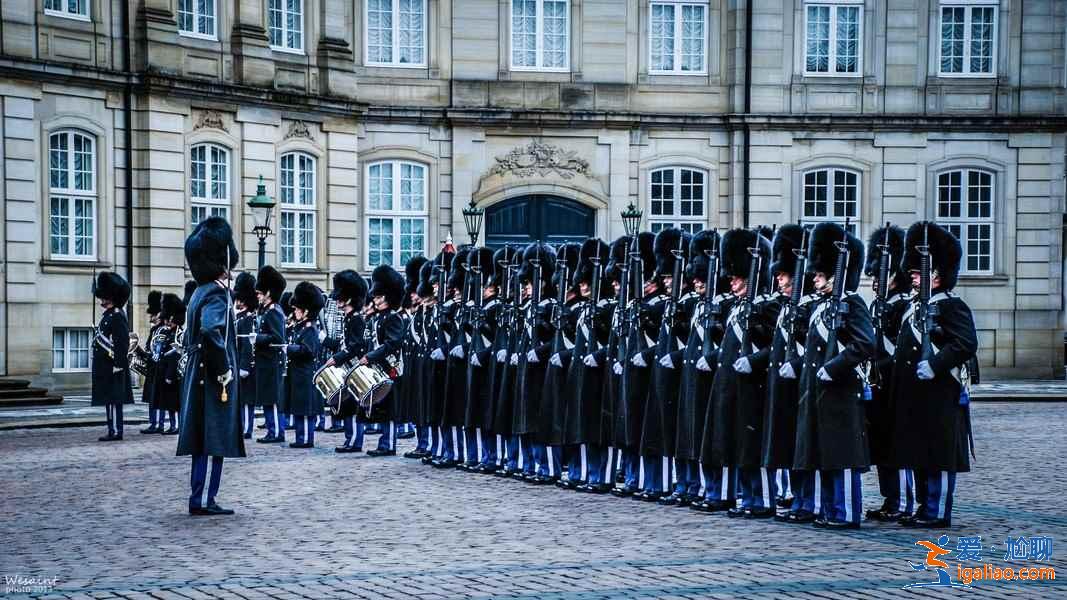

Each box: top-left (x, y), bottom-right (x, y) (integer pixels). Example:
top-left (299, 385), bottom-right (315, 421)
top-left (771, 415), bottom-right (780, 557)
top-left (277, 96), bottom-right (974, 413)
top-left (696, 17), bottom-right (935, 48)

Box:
top-left (0, 378), bottom-right (33, 391)
top-left (0, 394), bottom-right (64, 408)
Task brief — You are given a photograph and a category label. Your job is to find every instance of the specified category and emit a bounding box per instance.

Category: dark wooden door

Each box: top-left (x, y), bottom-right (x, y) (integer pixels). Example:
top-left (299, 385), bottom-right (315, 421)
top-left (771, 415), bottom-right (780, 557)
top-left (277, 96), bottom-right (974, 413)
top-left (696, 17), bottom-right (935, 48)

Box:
top-left (484, 195), bottom-right (595, 248)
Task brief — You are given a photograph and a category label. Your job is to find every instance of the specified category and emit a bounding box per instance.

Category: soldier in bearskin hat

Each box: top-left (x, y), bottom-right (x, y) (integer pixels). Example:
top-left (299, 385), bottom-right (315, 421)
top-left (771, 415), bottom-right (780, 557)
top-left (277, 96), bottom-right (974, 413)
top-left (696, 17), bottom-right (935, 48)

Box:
top-left (792, 222), bottom-right (873, 529)
top-left (490, 247), bottom-right (525, 476)
top-left (177, 216), bottom-right (243, 515)
top-left (862, 225), bottom-right (915, 522)
top-left (472, 245), bottom-right (517, 472)
top-left (155, 292), bottom-right (186, 435)
top-left (364, 264), bottom-right (407, 456)
top-left (426, 249), bottom-right (458, 466)
top-left (140, 290), bottom-right (165, 434)
top-left (396, 256), bottom-right (429, 440)
top-left (404, 259), bottom-right (438, 459)
top-left (254, 265), bottom-right (287, 443)
top-left (284, 282), bottom-right (325, 448)
top-left (542, 243), bottom-right (581, 487)
top-left (233, 272), bottom-right (258, 439)
top-left (434, 247), bottom-right (472, 467)
top-left (324, 269), bottom-right (370, 453)
top-left (891, 222), bottom-right (977, 529)
top-left (92, 271), bottom-right (133, 441)
top-left (460, 246), bottom-right (502, 472)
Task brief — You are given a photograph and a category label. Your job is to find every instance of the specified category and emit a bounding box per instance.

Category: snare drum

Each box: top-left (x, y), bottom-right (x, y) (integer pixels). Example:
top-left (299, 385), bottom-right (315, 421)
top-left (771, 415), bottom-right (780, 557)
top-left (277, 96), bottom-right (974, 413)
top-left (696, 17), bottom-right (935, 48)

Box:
top-left (344, 364), bottom-right (393, 410)
top-left (314, 364), bottom-right (347, 408)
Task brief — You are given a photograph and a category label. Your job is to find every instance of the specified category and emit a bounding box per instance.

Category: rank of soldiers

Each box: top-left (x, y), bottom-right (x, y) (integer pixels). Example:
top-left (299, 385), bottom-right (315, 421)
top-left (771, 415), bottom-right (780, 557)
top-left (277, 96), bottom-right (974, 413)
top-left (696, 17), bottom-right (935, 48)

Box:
top-left (93, 216), bottom-right (977, 526)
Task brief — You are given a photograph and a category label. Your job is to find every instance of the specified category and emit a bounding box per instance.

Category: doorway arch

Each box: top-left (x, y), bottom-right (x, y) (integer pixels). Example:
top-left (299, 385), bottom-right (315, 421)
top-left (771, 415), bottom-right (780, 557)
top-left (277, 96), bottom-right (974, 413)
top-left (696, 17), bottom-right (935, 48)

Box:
top-left (484, 195), bottom-right (595, 248)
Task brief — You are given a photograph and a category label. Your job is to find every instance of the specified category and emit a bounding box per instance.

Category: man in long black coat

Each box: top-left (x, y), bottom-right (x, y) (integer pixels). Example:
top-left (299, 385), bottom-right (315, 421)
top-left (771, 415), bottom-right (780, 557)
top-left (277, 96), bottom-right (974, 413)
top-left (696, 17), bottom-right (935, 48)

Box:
top-left (892, 222), bottom-right (978, 529)
top-left (177, 216), bottom-right (243, 515)
top-left (254, 265), bottom-right (287, 443)
top-left (462, 247), bottom-right (503, 472)
top-left (365, 265), bottom-right (407, 457)
top-left (284, 282), bottom-right (325, 448)
top-left (793, 222), bottom-right (874, 530)
top-left (140, 290), bottom-right (164, 434)
top-left (234, 273), bottom-right (258, 439)
top-left (92, 271), bottom-right (133, 441)
top-left (324, 270), bottom-right (369, 453)
top-left (543, 244), bottom-right (580, 487)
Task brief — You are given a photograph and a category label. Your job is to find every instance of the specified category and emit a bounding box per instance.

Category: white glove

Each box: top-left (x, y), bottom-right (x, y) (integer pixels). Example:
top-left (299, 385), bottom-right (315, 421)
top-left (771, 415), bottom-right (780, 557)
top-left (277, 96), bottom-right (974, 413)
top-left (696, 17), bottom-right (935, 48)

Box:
top-left (450, 345), bottom-right (465, 359)
top-left (318, 330), bottom-right (327, 342)
top-left (584, 354), bottom-right (599, 368)
top-left (471, 353), bottom-right (482, 367)
top-left (917, 360), bottom-right (935, 380)
top-left (496, 349), bottom-right (508, 363)
top-left (113, 367), bottom-right (123, 374)
top-left (549, 354), bottom-right (563, 367)
top-left (613, 362), bottom-right (623, 375)
top-left (733, 357), bottom-right (752, 374)
top-left (510, 353), bottom-right (519, 366)
top-left (631, 354), bottom-right (647, 368)
top-left (218, 369), bottom-right (234, 387)
top-left (526, 349), bottom-right (540, 363)
top-left (659, 355), bottom-right (674, 369)
top-left (817, 367), bottom-right (833, 382)
top-left (239, 369), bottom-right (250, 379)
top-left (696, 356), bottom-right (711, 372)
top-left (165, 379), bottom-right (174, 385)
top-left (430, 348), bottom-right (445, 361)
top-left (778, 362), bottom-right (796, 379)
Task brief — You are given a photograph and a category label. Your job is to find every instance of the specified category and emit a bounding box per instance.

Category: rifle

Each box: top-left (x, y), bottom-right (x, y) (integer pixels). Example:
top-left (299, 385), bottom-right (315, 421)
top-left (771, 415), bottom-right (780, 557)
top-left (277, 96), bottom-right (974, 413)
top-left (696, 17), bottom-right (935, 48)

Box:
top-left (625, 235), bottom-right (644, 346)
top-left (869, 223), bottom-right (892, 388)
top-left (469, 251), bottom-right (487, 358)
top-left (783, 224), bottom-right (810, 363)
top-left (822, 218), bottom-right (852, 364)
top-left (613, 237), bottom-right (634, 369)
top-left (587, 254), bottom-right (603, 356)
top-left (550, 245), bottom-right (570, 357)
top-left (433, 262), bottom-right (449, 355)
top-left (915, 223), bottom-right (939, 363)
top-left (700, 234), bottom-right (721, 359)
top-left (664, 233), bottom-right (685, 331)
top-left (737, 234), bottom-right (763, 355)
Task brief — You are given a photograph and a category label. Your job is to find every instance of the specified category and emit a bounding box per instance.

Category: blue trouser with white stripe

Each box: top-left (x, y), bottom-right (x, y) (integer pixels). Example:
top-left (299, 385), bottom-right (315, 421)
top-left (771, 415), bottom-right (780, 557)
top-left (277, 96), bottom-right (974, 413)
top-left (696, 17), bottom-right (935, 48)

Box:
top-left (342, 415), bottom-right (365, 449)
top-left (640, 455), bottom-right (671, 494)
top-left (416, 425), bottom-right (431, 452)
top-left (565, 444), bottom-right (589, 483)
top-left (700, 464), bottom-right (736, 502)
top-left (877, 466), bottom-right (916, 515)
top-left (790, 470), bottom-right (821, 515)
top-left (189, 455), bottom-right (223, 510)
top-left (105, 404), bottom-right (124, 437)
top-left (292, 415), bottom-right (315, 446)
top-left (148, 407), bottom-right (160, 428)
top-left (533, 444), bottom-right (560, 478)
top-left (915, 469), bottom-right (956, 523)
top-left (675, 459), bottom-right (701, 497)
top-left (618, 448), bottom-right (639, 489)
top-left (583, 445), bottom-right (615, 486)
top-left (242, 405), bottom-right (255, 436)
top-left (480, 432), bottom-right (501, 467)
top-left (738, 467), bottom-right (778, 510)
top-left (376, 421), bottom-right (395, 451)
top-left (820, 468), bottom-right (863, 525)
top-left (165, 410), bottom-right (178, 430)
top-left (430, 426), bottom-right (444, 458)
top-left (504, 435), bottom-right (523, 472)
top-left (463, 427), bottom-right (483, 466)
top-left (441, 425), bottom-right (464, 461)
top-left (775, 469), bottom-right (793, 502)
top-left (263, 405), bottom-right (284, 438)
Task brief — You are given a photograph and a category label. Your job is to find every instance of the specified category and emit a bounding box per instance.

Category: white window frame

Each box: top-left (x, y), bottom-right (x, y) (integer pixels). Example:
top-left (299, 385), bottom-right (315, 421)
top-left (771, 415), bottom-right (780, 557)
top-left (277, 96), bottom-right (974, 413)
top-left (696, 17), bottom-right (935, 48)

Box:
top-left (53, 328), bottom-right (93, 373)
top-left (648, 1), bottom-right (708, 76)
top-left (365, 0), bottom-right (428, 68)
top-left (279, 152), bottom-right (317, 268)
top-left (936, 168), bottom-right (995, 275)
top-left (509, 0), bottom-right (571, 73)
top-left (364, 160), bottom-right (429, 270)
top-left (189, 143), bottom-right (231, 227)
top-left (937, 0), bottom-right (998, 78)
top-left (800, 167), bottom-right (861, 235)
top-left (269, 0), bottom-right (305, 54)
top-left (648, 166), bottom-right (707, 234)
top-left (44, 0), bottom-right (90, 21)
top-left (178, 0), bottom-right (218, 40)
top-left (802, 0), bottom-right (863, 77)
top-left (48, 129), bottom-right (97, 261)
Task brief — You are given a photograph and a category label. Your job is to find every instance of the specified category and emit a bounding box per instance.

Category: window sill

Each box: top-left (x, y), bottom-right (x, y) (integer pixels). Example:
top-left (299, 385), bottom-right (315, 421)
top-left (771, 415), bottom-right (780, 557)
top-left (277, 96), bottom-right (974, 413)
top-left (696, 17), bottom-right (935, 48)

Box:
top-left (44, 10), bottom-right (91, 23)
top-left (934, 72), bottom-right (998, 80)
top-left (178, 31), bottom-right (219, 42)
top-left (41, 259), bottom-right (112, 275)
top-left (279, 266), bottom-right (327, 277)
top-left (271, 46), bottom-right (306, 56)
top-left (956, 274), bottom-right (1010, 286)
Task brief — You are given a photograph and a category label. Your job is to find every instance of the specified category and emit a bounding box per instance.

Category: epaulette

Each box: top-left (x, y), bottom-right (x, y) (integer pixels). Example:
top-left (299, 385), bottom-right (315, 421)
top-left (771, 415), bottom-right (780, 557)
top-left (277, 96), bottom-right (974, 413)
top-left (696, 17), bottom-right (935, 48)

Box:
top-left (647, 296), bottom-right (665, 306)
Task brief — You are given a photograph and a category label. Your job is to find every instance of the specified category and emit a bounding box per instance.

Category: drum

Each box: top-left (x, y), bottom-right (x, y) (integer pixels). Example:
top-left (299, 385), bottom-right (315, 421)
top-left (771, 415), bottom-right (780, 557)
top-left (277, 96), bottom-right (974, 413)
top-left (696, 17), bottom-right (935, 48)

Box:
top-left (344, 364), bottom-right (393, 411)
top-left (314, 364), bottom-right (347, 408)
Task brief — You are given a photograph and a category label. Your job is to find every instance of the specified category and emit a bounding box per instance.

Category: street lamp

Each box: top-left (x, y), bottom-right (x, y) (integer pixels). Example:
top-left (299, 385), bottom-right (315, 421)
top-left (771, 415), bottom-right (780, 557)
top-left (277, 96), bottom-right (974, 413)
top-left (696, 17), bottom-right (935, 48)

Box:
top-left (621, 201), bottom-right (643, 237)
top-left (248, 175), bottom-right (275, 269)
top-left (462, 199), bottom-right (485, 246)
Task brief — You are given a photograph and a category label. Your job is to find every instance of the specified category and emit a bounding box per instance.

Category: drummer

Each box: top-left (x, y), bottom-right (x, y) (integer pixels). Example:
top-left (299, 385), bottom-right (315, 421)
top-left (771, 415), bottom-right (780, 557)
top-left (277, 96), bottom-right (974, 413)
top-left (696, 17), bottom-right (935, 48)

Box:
top-left (363, 265), bottom-right (407, 457)
top-left (323, 270), bottom-right (369, 454)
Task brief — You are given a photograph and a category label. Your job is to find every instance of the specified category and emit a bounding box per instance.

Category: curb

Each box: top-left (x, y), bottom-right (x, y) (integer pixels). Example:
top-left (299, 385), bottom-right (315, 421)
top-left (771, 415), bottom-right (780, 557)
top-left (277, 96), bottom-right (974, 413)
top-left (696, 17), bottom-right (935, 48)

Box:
top-left (0, 417), bottom-right (150, 431)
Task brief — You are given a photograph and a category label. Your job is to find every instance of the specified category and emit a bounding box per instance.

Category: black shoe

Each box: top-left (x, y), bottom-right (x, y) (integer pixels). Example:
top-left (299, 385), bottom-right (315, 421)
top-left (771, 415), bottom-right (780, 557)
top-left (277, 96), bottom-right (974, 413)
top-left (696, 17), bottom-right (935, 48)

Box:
top-left (813, 518), bottom-right (860, 530)
top-left (776, 495), bottom-right (795, 509)
top-left (163, 428), bottom-right (179, 435)
top-left (289, 442), bottom-right (313, 448)
top-left (456, 462), bottom-right (472, 472)
top-left (745, 507), bottom-right (776, 519)
top-left (556, 479), bottom-right (579, 490)
top-left (335, 445), bottom-right (362, 453)
top-left (866, 507), bottom-right (905, 522)
top-left (314, 425), bottom-right (325, 432)
top-left (403, 449), bottom-right (428, 459)
top-left (433, 459), bottom-right (458, 469)
top-left (421, 455), bottom-right (436, 465)
top-left (493, 468), bottom-right (513, 478)
top-left (256, 435), bottom-right (279, 443)
top-left (611, 485), bottom-right (637, 498)
top-left (898, 511), bottom-right (924, 527)
top-left (905, 516), bottom-right (951, 529)
top-left (396, 430), bottom-right (416, 440)
top-left (691, 499), bottom-right (734, 513)
top-left (726, 507), bottom-right (749, 518)
top-left (367, 448), bottom-right (396, 457)
top-left (140, 426), bottom-right (159, 434)
top-left (657, 492), bottom-right (684, 506)
top-left (325, 425), bottom-right (345, 433)
top-left (781, 510), bottom-right (817, 524)
top-left (193, 503), bottom-right (235, 516)
top-left (530, 475), bottom-right (554, 485)
top-left (98, 433), bottom-right (120, 442)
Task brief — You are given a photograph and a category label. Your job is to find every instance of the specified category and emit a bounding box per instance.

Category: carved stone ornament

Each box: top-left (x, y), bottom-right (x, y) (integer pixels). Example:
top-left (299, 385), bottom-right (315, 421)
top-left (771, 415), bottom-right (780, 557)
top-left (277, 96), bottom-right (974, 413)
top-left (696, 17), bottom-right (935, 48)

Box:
top-left (285, 120), bottom-right (313, 140)
top-left (193, 110), bottom-right (228, 132)
top-left (487, 140), bottom-right (590, 180)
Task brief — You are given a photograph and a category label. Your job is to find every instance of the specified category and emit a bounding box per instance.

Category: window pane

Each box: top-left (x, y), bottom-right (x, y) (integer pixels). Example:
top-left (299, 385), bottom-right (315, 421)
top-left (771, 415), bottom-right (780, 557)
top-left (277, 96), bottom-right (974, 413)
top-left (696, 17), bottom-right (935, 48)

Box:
top-left (967, 223), bottom-right (992, 272)
top-left (970, 7), bottom-right (994, 74)
top-left (280, 211), bottom-right (295, 264)
top-left (806, 6), bottom-right (830, 73)
top-left (369, 163), bottom-right (393, 211)
top-left (650, 222), bottom-right (671, 234)
top-left (967, 170), bottom-right (992, 219)
top-left (679, 168), bottom-right (704, 217)
top-left (681, 5), bottom-right (704, 72)
top-left (269, 0), bottom-right (283, 46)
top-left (50, 133), bottom-right (68, 190)
top-left (651, 168), bottom-right (674, 217)
top-left (210, 145), bottom-right (228, 200)
top-left (368, 0), bottom-right (394, 63)
top-left (280, 153), bottom-right (295, 205)
top-left (650, 4), bottom-right (675, 72)
top-left (53, 330), bottom-right (65, 370)
top-left (74, 198), bottom-right (93, 256)
top-left (288, 0), bottom-right (302, 49)
top-left (191, 205), bottom-right (207, 227)
top-left (51, 196), bottom-right (70, 255)
top-left (197, 0), bottom-right (214, 35)
top-left (835, 6), bottom-right (859, 73)
top-left (298, 212), bottom-right (315, 265)
top-left (941, 7), bottom-right (965, 73)
top-left (512, 0), bottom-right (537, 67)
top-left (190, 145), bottom-right (206, 199)
top-left (542, 1), bottom-right (568, 68)
top-left (398, 0), bottom-right (425, 64)
top-left (298, 154), bottom-right (315, 206)
top-left (400, 163), bottom-right (424, 211)
top-left (369, 218), bottom-right (395, 266)
top-left (399, 218), bottom-right (426, 264)
top-left (833, 170), bottom-right (857, 218)
top-left (680, 222), bottom-right (703, 235)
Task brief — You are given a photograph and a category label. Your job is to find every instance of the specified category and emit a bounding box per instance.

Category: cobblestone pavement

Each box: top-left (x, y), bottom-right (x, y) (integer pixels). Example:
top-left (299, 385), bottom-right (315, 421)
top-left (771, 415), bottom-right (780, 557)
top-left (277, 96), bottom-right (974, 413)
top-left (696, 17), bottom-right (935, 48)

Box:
top-left (0, 402), bottom-right (1063, 599)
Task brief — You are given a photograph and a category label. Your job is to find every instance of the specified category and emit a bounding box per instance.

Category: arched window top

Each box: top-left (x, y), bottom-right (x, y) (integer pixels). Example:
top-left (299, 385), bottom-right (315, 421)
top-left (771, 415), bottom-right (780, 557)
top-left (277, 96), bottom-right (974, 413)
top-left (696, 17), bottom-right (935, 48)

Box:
top-left (801, 166), bottom-right (860, 234)
top-left (189, 143), bottom-right (231, 227)
top-left (648, 165), bottom-right (707, 234)
top-left (49, 130), bottom-right (96, 194)
top-left (48, 130), bottom-right (97, 260)
top-left (279, 152), bottom-right (316, 207)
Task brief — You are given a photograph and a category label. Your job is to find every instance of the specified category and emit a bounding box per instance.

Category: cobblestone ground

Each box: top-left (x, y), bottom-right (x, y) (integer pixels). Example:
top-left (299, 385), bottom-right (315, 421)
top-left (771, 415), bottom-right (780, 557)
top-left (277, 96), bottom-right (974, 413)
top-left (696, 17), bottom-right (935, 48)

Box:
top-left (0, 402), bottom-right (1063, 599)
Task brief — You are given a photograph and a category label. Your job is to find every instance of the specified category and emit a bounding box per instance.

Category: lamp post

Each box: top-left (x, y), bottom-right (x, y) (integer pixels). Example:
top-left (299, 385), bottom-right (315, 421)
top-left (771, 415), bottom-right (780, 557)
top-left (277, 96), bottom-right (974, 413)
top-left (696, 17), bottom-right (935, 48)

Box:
top-left (621, 201), bottom-right (643, 237)
top-left (462, 199), bottom-right (485, 246)
top-left (248, 175), bottom-right (275, 270)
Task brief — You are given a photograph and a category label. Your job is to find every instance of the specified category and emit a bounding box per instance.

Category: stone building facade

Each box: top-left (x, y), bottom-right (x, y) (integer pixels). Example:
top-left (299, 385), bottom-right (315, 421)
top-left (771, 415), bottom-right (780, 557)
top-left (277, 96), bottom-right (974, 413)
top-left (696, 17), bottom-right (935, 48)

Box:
top-left (0, 0), bottom-right (1063, 388)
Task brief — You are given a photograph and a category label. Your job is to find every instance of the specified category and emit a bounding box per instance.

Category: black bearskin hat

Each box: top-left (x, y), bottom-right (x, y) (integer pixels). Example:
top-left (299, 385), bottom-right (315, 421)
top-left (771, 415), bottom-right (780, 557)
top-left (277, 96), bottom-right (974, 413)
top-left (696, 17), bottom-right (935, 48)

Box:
top-left (632, 231), bottom-right (657, 283)
top-left (256, 265), bottom-right (287, 303)
top-left (573, 238), bottom-right (610, 288)
top-left (183, 280), bottom-right (197, 308)
top-left (552, 243), bottom-right (581, 292)
top-left (279, 290), bottom-right (293, 316)
top-left (161, 293), bottom-right (185, 326)
top-left (654, 227), bottom-right (691, 277)
top-left (687, 229), bottom-right (720, 283)
top-left (448, 247), bottom-right (472, 292)
top-left (184, 216), bottom-right (239, 284)
top-left (770, 223), bottom-right (806, 276)
top-left (291, 281), bottom-right (326, 320)
top-left (865, 224), bottom-right (910, 293)
top-left (901, 221), bottom-right (963, 292)
top-left (233, 272), bottom-right (258, 309)
top-left (518, 242), bottom-right (556, 286)
top-left (94, 271), bottom-right (131, 307)
top-left (416, 260), bottom-right (436, 299)
top-left (331, 270), bottom-right (368, 308)
top-left (405, 256), bottom-right (429, 295)
top-left (146, 290), bottom-right (162, 315)
top-left (488, 246), bottom-right (519, 289)
top-left (467, 247), bottom-right (496, 287)
top-left (370, 264), bottom-right (405, 308)
top-left (807, 222), bottom-right (865, 293)
top-left (721, 228), bottom-right (772, 293)
top-left (604, 235), bottom-right (631, 283)
top-left (756, 225), bottom-right (775, 243)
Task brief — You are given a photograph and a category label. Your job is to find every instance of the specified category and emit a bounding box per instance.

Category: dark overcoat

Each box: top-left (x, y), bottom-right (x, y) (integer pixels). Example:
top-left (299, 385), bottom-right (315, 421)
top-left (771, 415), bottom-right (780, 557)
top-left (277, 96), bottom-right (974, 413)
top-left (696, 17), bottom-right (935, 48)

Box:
top-left (513, 298), bottom-right (553, 436)
top-left (615, 293), bottom-right (664, 449)
top-left (254, 304), bottom-right (286, 408)
top-left (155, 327), bottom-right (182, 412)
top-left (465, 297), bottom-right (501, 430)
top-left (593, 299), bottom-right (621, 448)
top-left (539, 297), bottom-right (579, 446)
top-left (643, 292), bottom-right (698, 457)
top-left (866, 292), bottom-right (909, 466)
top-left (563, 298), bottom-right (612, 446)
top-left (92, 307), bottom-right (134, 406)
top-left (236, 310), bottom-right (256, 407)
top-left (674, 293), bottom-right (732, 461)
top-left (759, 293), bottom-right (816, 469)
top-left (142, 322), bottom-right (164, 408)
top-left (491, 299), bottom-right (524, 437)
top-left (366, 309), bottom-right (405, 420)
top-left (427, 301), bottom-right (451, 426)
top-left (284, 321), bottom-right (322, 416)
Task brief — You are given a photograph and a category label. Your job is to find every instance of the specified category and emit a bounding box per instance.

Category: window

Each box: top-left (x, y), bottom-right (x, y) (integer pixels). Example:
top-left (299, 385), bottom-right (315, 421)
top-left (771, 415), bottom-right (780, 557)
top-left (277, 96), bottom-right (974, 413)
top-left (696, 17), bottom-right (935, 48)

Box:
top-left (366, 0), bottom-right (427, 67)
top-left (802, 168), bottom-right (859, 234)
top-left (53, 328), bottom-right (92, 372)
top-left (49, 130), bottom-right (96, 260)
top-left (44, 0), bottom-right (89, 20)
top-left (649, 167), bottom-right (706, 234)
top-left (365, 161), bottom-right (428, 268)
top-left (511, 0), bottom-right (569, 71)
top-left (190, 143), bottom-right (230, 226)
top-left (937, 169), bottom-right (994, 274)
top-left (269, 0), bottom-right (304, 52)
top-left (939, 1), bottom-right (997, 76)
top-left (279, 152), bottom-right (316, 267)
top-left (649, 2), bottom-right (706, 74)
top-left (804, 2), bottom-right (862, 75)
top-left (178, 0), bottom-right (217, 38)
